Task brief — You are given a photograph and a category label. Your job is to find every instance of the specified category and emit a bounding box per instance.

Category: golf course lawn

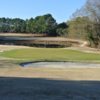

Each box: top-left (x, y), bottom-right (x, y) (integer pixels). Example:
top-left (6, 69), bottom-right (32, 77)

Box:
top-left (0, 48), bottom-right (100, 63)
top-left (0, 47), bottom-right (100, 99)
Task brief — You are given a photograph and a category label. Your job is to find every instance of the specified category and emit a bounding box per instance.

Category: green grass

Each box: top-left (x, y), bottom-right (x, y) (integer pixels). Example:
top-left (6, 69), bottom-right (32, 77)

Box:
top-left (0, 48), bottom-right (100, 62)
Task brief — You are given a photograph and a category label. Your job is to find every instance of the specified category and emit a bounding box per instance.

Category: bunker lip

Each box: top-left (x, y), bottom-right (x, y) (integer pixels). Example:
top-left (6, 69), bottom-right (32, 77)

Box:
top-left (20, 61), bottom-right (100, 68)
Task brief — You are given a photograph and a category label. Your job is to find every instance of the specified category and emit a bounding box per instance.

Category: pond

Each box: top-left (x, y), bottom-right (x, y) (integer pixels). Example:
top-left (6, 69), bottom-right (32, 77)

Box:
top-left (21, 62), bottom-right (100, 68)
top-left (0, 36), bottom-right (71, 48)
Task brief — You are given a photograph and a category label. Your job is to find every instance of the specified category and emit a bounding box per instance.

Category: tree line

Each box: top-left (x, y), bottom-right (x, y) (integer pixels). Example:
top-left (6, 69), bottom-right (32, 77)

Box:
top-left (0, 14), bottom-right (67, 36)
top-left (67, 0), bottom-right (100, 48)
top-left (0, 0), bottom-right (100, 48)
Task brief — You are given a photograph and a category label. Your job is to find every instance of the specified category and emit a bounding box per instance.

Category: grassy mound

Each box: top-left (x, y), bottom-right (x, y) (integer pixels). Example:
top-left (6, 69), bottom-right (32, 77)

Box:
top-left (0, 48), bottom-right (100, 62)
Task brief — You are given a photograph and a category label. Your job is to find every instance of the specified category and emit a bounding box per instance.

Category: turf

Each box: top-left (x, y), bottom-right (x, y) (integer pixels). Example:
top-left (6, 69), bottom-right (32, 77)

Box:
top-left (0, 48), bottom-right (100, 62)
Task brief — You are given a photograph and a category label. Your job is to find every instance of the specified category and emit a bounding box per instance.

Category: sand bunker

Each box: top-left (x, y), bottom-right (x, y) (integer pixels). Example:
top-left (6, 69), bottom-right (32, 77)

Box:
top-left (21, 62), bottom-right (100, 68)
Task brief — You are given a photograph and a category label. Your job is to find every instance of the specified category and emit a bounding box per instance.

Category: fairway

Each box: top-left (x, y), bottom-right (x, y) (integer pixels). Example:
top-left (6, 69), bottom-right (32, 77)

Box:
top-left (0, 48), bottom-right (100, 62)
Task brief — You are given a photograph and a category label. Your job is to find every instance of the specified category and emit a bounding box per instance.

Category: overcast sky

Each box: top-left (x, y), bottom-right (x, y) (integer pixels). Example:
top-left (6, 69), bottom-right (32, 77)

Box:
top-left (0, 0), bottom-right (86, 23)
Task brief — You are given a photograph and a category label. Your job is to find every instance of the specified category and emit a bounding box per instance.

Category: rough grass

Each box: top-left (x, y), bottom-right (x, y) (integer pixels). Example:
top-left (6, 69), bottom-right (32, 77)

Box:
top-left (0, 48), bottom-right (100, 62)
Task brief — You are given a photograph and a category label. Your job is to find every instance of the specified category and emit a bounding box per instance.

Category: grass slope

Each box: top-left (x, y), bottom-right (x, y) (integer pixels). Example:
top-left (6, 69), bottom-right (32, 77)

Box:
top-left (0, 48), bottom-right (100, 62)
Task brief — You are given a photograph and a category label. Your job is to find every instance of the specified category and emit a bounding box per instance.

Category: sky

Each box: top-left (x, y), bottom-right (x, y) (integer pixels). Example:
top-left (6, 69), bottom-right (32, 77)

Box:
top-left (0, 0), bottom-right (86, 23)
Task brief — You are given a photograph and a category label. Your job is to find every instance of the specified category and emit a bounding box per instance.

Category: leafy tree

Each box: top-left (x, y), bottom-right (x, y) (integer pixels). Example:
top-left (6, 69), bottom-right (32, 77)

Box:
top-left (56, 22), bottom-right (68, 36)
top-left (31, 14), bottom-right (57, 36)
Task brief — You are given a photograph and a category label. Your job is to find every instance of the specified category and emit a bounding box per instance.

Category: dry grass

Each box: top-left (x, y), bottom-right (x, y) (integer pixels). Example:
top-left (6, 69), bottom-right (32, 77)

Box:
top-left (0, 60), bottom-right (100, 99)
top-left (0, 63), bottom-right (100, 100)
top-left (0, 33), bottom-right (33, 36)
top-left (0, 44), bottom-right (31, 52)
top-left (0, 66), bottom-right (100, 80)
top-left (0, 60), bottom-right (100, 81)
top-left (0, 33), bottom-right (46, 37)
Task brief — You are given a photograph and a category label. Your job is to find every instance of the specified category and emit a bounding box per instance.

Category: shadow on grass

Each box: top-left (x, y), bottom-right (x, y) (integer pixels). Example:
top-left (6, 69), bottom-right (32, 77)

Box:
top-left (0, 77), bottom-right (100, 100)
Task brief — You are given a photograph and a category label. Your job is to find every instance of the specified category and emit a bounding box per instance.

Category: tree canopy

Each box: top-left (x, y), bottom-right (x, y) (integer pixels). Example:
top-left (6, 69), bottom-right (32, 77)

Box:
top-left (0, 14), bottom-right (67, 36)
